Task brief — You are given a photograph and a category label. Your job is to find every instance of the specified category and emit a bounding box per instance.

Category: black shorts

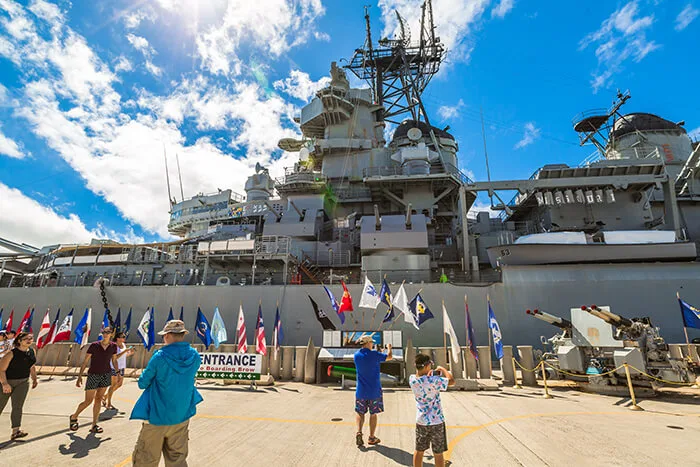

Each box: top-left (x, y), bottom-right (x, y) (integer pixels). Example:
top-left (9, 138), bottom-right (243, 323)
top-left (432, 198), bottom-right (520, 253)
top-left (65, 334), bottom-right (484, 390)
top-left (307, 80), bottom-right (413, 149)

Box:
top-left (85, 373), bottom-right (111, 390)
top-left (111, 368), bottom-right (125, 377)
top-left (415, 423), bottom-right (447, 454)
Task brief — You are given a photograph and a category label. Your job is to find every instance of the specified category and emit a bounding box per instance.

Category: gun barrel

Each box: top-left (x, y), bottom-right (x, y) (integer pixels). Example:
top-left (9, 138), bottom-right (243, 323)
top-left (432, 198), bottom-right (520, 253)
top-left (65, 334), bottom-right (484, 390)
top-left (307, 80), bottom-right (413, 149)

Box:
top-left (590, 305), bottom-right (633, 327)
top-left (526, 309), bottom-right (572, 330)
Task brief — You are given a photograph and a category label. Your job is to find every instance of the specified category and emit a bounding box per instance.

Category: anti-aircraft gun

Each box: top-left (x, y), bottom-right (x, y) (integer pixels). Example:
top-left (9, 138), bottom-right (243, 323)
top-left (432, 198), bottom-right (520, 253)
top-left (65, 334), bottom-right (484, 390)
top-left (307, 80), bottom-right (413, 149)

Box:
top-left (527, 305), bottom-right (694, 389)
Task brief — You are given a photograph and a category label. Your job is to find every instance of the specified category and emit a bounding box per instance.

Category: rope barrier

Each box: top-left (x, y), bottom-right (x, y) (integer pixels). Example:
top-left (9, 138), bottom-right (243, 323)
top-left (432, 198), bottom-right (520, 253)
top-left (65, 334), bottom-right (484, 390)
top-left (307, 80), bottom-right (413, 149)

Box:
top-left (512, 358), bottom-right (542, 373)
top-left (627, 365), bottom-right (697, 387)
top-left (542, 361), bottom-right (623, 379)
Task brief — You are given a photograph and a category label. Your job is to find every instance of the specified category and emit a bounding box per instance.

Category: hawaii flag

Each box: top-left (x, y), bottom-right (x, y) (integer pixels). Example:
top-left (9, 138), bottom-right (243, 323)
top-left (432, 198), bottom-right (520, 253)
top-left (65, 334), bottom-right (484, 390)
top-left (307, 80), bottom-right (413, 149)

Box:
top-left (236, 305), bottom-right (248, 353)
top-left (36, 308), bottom-right (52, 349)
top-left (273, 307), bottom-right (283, 359)
top-left (52, 309), bottom-right (73, 343)
top-left (359, 276), bottom-right (380, 309)
top-left (255, 304), bottom-right (267, 356)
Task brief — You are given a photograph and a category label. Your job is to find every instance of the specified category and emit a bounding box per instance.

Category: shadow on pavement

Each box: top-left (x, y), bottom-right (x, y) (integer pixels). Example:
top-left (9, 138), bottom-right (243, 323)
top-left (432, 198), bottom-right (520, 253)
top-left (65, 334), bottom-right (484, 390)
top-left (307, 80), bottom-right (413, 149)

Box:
top-left (368, 444), bottom-right (413, 466)
top-left (59, 432), bottom-right (112, 459)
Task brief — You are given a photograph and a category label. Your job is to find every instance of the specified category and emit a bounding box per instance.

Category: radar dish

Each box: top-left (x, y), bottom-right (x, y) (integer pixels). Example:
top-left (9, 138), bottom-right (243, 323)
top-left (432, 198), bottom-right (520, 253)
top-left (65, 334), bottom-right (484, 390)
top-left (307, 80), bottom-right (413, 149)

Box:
top-left (278, 138), bottom-right (304, 152)
top-left (407, 127), bottom-right (423, 142)
top-left (299, 147), bottom-right (310, 162)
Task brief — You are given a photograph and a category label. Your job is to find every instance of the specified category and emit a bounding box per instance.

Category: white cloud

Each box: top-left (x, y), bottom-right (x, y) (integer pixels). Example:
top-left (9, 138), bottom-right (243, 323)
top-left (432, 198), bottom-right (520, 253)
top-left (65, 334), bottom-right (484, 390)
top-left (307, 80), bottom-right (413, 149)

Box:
top-left (675, 4), bottom-right (699, 31)
top-left (492, 0), bottom-right (514, 19)
top-left (314, 31), bottom-right (331, 41)
top-left (195, 0), bottom-right (325, 76)
top-left (378, 0), bottom-right (490, 62)
top-left (688, 126), bottom-right (700, 141)
top-left (0, 125), bottom-right (24, 158)
top-left (126, 33), bottom-right (154, 57)
top-left (0, 82), bottom-right (8, 103)
top-left (113, 56), bottom-right (133, 73)
top-left (437, 99), bottom-right (465, 120)
top-left (273, 70), bottom-right (330, 102)
top-left (0, 182), bottom-right (144, 247)
top-left (514, 122), bottom-right (540, 149)
top-left (580, 1), bottom-right (659, 93)
top-left (123, 8), bottom-right (156, 29)
top-left (145, 60), bottom-right (163, 77)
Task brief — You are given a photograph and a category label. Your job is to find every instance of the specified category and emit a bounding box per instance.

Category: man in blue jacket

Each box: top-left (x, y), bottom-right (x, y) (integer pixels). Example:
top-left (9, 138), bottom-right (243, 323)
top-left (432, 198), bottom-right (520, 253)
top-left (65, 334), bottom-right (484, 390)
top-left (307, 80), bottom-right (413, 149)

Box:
top-left (131, 320), bottom-right (203, 466)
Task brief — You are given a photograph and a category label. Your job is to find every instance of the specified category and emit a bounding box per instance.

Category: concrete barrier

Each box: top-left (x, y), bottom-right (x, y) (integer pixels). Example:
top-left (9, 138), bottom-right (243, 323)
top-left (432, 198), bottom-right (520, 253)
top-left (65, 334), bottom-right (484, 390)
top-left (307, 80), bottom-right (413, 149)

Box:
top-left (404, 338), bottom-right (416, 377)
top-left (477, 346), bottom-right (492, 379)
top-left (282, 346), bottom-right (294, 380)
top-left (464, 347), bottom-right (478, 379)
top-left (450, 348), bottom-right (464, 380)
top-left (502, 346), bottom-right (515, 386)
top-left (303, 338), bottom-right (316, 384)
top-left (270, 346), bottom-right (282, 379)
top-left (294, 346), bottom-right (306, 382)
top-left (434, 347), bottom-right (448, 369)
top-left (517, 345), bottom-right (538, 387)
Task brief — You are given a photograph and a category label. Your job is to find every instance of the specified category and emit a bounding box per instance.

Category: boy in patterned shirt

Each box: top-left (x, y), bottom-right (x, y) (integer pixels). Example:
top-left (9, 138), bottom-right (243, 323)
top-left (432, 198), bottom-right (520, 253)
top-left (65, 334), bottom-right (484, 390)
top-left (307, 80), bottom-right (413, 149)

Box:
top-left (408, 353), bottom-right (455, 467)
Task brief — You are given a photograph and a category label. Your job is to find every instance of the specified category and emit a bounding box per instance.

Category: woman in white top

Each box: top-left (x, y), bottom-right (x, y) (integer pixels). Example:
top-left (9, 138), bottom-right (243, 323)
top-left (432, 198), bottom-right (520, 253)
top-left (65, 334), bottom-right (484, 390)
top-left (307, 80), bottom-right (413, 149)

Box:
top-left (104, 332), bottom-right (133, 411)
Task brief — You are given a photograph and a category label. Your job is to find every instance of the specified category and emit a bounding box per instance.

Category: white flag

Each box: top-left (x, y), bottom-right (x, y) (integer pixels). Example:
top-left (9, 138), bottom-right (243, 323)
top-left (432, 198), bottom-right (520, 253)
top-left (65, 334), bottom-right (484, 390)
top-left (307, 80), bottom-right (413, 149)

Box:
top-left (36, 309), bottom-right (52, 343)
top-left (393, 284), bottom-right (418, 330)
top-left (442, 303), bottom-right (461, 363)
top-left (211, 307), bottom-right (228, 348)
top-left (358, 276), bottom-right (381, 309)
top-left (137, 307), bottom-right (153, 350)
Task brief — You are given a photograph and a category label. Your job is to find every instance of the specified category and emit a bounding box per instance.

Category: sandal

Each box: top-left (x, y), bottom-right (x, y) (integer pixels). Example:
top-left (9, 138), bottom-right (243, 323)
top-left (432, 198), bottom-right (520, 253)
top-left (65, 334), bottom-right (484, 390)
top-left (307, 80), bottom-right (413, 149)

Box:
top-left (356, 432), bottom-right (364, 446)
top-left (69, 416), bottom-right (79, 431)
top-left (368, 436), bottom-right (381, 445)
top-left (11, 430), bottom-right (28, 440)
top-left (90, 425), bottom-right (103, 434)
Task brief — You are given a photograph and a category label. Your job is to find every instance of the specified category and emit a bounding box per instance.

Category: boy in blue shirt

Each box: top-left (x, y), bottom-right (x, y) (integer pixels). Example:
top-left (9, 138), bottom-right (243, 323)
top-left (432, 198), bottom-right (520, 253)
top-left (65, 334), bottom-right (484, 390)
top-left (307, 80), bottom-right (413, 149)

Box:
top-left (353, 335), bottom-right (392, 447)
top-left (409, 353), bottom-right (455, 467)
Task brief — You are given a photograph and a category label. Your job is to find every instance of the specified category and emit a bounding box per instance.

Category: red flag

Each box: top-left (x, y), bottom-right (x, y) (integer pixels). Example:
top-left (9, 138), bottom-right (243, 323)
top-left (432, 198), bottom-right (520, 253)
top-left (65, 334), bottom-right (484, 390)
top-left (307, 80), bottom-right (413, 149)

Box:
top-left (255, 304), bottom-right (267, 356)
top-left (36, 309), bottom-right (52, 349)
top-left (338, 281), bottom-right (354, 313)
top-left (17, 307), bottom-right (31, 333)
top-left (44, 311), bottom-right (60, 347)
top-left (3, 309), bottom-right (13, 332)
top-left (236, 305), bottom-right (247, 353)
top-left (52, 310), bottom-right (73, 343)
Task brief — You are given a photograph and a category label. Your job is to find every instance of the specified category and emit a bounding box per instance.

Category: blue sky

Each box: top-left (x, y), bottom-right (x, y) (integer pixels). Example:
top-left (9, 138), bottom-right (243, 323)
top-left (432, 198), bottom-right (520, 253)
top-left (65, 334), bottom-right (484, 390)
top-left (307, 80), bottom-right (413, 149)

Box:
top-left (0, 0), bottom-right (699, 247)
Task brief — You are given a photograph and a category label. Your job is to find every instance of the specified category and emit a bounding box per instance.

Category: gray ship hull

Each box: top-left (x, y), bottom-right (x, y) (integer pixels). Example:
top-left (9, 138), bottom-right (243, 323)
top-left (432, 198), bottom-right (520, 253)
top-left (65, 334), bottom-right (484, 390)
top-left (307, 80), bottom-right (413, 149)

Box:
top-left (1, 261), bottom-right (699, 352)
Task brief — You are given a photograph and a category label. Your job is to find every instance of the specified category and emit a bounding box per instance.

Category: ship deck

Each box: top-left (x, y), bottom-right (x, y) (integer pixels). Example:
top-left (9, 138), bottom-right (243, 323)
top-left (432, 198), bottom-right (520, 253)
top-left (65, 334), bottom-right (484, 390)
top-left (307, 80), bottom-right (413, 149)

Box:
top-left (2, 377), bottom-right (700, 465)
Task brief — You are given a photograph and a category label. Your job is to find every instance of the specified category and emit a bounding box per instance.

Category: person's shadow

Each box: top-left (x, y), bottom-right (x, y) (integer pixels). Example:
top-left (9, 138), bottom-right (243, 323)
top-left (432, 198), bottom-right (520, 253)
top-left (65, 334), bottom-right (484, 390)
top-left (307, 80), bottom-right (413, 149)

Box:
top-left (58, 432), bottom-right (112, 459)
top-left (364, 444), bottom-right (413, 466)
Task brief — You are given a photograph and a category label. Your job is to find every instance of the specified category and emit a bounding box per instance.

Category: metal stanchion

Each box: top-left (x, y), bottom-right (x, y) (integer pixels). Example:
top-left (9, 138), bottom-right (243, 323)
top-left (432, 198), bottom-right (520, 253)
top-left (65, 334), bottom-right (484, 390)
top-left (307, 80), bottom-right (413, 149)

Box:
top-left (511, 357), bottom-right (522, 389)
top-left (623, 363), bottom-right (644, 411)
top-left (540, 362), bottom-right (552, 399)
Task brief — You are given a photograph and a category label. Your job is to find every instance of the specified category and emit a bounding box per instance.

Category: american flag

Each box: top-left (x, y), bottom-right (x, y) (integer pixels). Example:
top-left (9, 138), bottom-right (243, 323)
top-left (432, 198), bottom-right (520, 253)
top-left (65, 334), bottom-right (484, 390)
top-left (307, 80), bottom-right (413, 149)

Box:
top-left (255, 303), bottom-right (267, 356)
top-left (236, 305), bottom-right (247, 353)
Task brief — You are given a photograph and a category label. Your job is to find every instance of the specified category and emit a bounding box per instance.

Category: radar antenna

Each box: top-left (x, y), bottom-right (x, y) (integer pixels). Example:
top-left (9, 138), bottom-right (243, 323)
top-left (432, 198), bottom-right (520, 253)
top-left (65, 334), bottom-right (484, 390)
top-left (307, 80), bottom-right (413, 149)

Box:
top-left (572, 90), bottom-right (631, 155)
top-left (345, 0), bottom-right (444, 125)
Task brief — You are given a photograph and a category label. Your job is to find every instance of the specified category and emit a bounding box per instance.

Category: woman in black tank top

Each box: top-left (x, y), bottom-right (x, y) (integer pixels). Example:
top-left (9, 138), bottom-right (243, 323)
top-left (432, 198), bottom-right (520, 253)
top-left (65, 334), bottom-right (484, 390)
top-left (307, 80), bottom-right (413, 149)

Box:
top-left (0, 332), bottom-right (38, 440)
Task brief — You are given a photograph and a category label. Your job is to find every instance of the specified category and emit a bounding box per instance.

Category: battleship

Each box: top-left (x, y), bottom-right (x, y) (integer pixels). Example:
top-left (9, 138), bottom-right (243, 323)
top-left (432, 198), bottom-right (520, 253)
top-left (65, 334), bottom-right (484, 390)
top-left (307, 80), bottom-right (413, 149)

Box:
top-left (1, 3), bottom-right (699, 352)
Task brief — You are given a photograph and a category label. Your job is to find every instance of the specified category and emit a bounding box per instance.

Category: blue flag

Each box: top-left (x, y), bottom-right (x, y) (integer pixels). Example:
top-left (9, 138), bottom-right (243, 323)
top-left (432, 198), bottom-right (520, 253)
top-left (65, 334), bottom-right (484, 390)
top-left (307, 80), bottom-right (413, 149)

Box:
top-left (466, 302), bottom-right (478, 360)
top-left (323, 285), bottom-right (344, 325)
top-left (380, 280), bottom-right (394, 322)
top-left (179, 306), bottom-right (184, 323)
top-left (124, 308), bottom-right (132, 337)
top-left (195, 307), bottom-right (213, 347)
top-left (74, 307), bottom-right (91, 347)
top-left (98, 309), bottom-right (110, 341)
top-left (0, 308), bottom-right (3, 327)
top-left (167, 307), bottom-right (174, 322)
top-left (114, 308), bottom-right (121, 333)
top-left (488, 299), bottom-right (504, 360)
top-left (408, 293), bottom-right (434, 328)
top-left (23, 308), bottom-right (34, 333)
top-left (679, 297), bottom-right (700, 329)
top-left (137, 306), bottom-right (156, 351)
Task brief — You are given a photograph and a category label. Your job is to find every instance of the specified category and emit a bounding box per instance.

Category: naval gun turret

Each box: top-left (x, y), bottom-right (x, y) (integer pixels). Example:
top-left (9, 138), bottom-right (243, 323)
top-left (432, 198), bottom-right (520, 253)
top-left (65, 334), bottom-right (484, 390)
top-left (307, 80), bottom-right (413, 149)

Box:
top-left (528, 305), bottom-right (695, 390)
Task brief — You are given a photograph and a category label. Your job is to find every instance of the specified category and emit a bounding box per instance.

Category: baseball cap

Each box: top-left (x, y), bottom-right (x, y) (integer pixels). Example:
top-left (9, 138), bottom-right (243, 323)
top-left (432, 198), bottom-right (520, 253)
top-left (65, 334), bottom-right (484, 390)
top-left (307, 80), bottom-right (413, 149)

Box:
top-left (357, 335), bottom-right (374, 345)
top-left (158, 319), bottom-right (188, 335)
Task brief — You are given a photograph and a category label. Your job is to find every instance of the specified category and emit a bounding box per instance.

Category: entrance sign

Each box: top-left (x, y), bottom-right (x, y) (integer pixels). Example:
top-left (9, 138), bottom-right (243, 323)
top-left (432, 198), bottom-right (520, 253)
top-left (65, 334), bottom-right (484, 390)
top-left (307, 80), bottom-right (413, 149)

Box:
top-left (197, 352), bottom-right (262, 380)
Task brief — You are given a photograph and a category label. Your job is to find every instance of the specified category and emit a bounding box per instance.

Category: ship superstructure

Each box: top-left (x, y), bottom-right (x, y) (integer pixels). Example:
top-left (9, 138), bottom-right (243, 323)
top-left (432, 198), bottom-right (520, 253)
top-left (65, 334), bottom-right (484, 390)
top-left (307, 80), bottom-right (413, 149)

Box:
top-left (1, 3), bottom-right (700, 349)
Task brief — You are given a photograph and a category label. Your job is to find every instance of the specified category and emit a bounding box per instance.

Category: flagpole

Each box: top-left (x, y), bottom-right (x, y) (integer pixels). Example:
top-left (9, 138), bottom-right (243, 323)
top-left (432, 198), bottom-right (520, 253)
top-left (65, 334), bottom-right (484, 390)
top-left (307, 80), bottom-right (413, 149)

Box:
top-left (442, 300), bottom-right (449, 369)
top-left (679, 292), bottom-right (693, 361)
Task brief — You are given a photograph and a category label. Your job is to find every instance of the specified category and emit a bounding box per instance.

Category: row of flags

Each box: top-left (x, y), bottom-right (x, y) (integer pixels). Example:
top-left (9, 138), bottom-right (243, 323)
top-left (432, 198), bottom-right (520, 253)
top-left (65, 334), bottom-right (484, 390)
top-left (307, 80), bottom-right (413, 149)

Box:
top-left (193, 304), bottom-right (284, 358)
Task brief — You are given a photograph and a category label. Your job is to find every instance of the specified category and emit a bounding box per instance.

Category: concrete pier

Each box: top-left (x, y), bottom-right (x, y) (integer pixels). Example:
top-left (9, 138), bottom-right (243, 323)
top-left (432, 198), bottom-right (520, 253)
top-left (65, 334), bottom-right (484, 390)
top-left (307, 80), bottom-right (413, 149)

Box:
top-left (477, 346), bottom-right (492, 379)
top-left (517, 345), bottom-right (538, 387)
